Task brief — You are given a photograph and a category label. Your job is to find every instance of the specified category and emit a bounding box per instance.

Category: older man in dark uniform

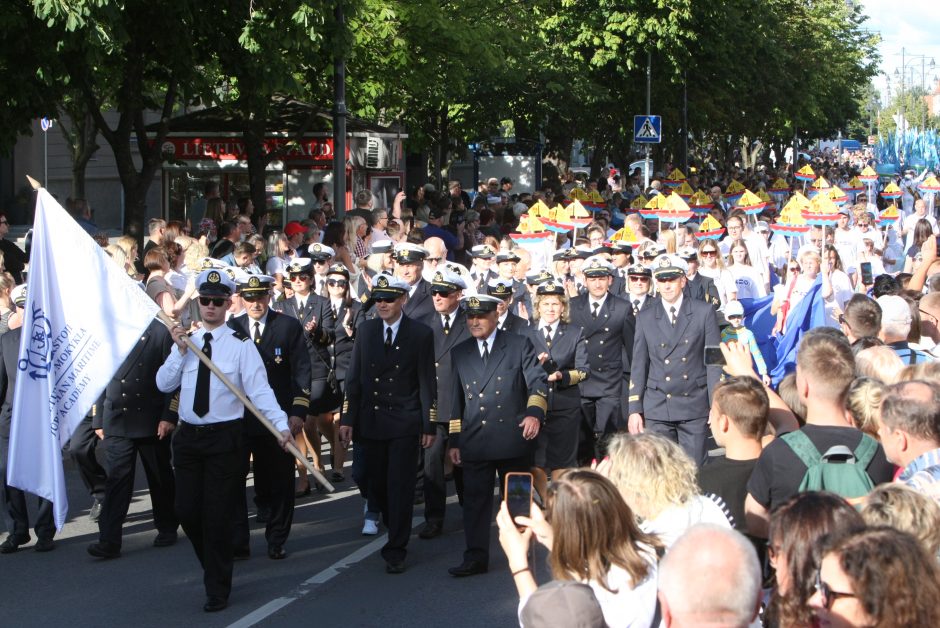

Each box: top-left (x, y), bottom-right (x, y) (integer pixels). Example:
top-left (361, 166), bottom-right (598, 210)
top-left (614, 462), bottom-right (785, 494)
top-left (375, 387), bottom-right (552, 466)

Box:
top-left (157, 269), bottom-right (294, 612)
top-left (447, 295), bottom-right (548, 577)
top-left (418, 268), bottom-right (470, 540)
top-left (569, 256), bottom-right (635, 455)
top-left (629, 255), bottom-right (721, 465)
top-left (488, 277), bottom-right (530, 334)
top-left (86, 319), bottom-right (179, 559)
top-left (394, 243), bottom-right (435, 321)
top-left (229, 274), bottom-right (311, 560)
top-left (339, 274), bottom-right (436, 574)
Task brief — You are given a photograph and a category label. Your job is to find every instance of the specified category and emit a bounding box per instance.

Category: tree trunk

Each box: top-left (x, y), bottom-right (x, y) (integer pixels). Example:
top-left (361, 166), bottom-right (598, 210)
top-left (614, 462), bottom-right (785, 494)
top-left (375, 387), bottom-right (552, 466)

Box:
top-left (437, 104), bottom-right (449, 185)
top-left (243, 122), bottom-right (269, 226)
top-left (70, 112), bottom-right (99, 199)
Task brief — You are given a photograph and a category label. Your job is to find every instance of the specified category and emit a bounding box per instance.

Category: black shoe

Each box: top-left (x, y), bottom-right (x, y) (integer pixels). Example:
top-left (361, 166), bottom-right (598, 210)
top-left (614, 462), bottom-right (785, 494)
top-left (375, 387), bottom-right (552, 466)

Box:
top-left (418, 521), bottom-right (443, 540)
top-left (385, 559), bottom-right (406, 574)
top-left (153, 532), bottom-right (177, 547)
top-left (256, 507), bottom-right (272, 525)
top-left (203, 596), bottom-right (228, 613)
top-left (34, 538), bottom-right (55, 552)
top-left (87, 541), bottom-right (121, 559)
top-left (331, 471), bottom-right (345, 482)
top-left (294, 485), bottom-right (311, 498)
top-left (448, 560), bottom-right (488, 577)
top-left (0, 535), bottom-right (29, 554)
top-left (267, 545), bottom-right (287, 560)
top-left (233, 546), bottom-right (250, 561)
top-left (88, 499), bottom-right (102, 523)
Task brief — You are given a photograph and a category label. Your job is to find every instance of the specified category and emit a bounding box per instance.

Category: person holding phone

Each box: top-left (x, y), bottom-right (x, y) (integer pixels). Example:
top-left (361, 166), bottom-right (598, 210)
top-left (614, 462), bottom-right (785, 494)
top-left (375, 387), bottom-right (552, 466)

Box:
top-left (446, 294), bottom-right (548, 578)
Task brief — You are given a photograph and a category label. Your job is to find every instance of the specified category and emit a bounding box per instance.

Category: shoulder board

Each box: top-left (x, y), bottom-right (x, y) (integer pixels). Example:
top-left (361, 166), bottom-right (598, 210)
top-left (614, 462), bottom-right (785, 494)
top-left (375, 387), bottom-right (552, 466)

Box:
top-left (231, 329), bottom-right (250, 342)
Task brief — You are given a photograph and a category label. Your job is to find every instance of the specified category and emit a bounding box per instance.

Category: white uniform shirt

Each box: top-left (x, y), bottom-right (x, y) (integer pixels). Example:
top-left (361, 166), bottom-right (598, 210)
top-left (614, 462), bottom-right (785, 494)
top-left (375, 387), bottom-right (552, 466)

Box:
top-left (156, 325), bottom-right (289, 431)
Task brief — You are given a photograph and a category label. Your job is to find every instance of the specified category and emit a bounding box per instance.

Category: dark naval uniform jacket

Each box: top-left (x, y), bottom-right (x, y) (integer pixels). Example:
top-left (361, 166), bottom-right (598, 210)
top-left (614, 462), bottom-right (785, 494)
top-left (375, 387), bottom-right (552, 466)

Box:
top-left (628, 297), bottom-right (721, 421)
top-left (424, 309), bottom-right (472, 424)
top-left (685, 273), bottom-right (721, 310)
top-left (569, 293), bottom-right (635, 398)
top-left (448, 331), bottom-right (548, 462)
top-left (273, 292), bottom-right (336, 381)
top-left (340, 316), bottom-right (436, 440)
top-left (91, 320), bottom-right (176, 438)
top-left (499, 311), bottom-right (530, 335)
top-left (524, 322), bottom-right (590, 411)
top-left (228, 309), bottom-right (312, 433)
top-left (332, 299), bottom-right (365, 386)
top-left (403, 279), bottom-right (435, 322)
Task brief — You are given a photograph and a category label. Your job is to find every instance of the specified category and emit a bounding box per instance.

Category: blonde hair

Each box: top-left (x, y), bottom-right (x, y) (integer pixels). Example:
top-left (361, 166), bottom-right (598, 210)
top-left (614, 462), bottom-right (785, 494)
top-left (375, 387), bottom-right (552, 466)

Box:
top-left (844, 377), bottom-right (886, 439)
top-left (659, 229), bottom-right (677, 253)
top-left (184, 240), bottom-right (210, 271)
top-left (534, 292), bottom-right (570, 324)
top-left (861, 484), bottom-right (940, 556)
top-left (115, 235), bottom-right (137, 262)
top-left (897, 361), bottom-right (940, 385)
top-left (104, 244), bottom-right (128, 271)
top-left (855, 346), bottom-right (904, 384)
top-left (606, 433), bottom-right (699, 520)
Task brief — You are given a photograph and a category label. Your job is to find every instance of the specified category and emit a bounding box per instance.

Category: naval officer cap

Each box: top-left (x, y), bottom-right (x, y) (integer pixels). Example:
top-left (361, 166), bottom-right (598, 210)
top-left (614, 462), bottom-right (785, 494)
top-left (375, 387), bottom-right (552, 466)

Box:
top-left (626, 263), bottom-right (652, 278)
top-left (306, 242), bottom-right (336, 262)
top-left (461, 294), bottom-right (502, 315)
top-left (326, 263), bottom-right (350, 280)
top-left (652, 255), bottom-right (687, 281)
top-left (486, 278), bottom-right (514, 299)
top-left (430, 269), bottom-right (466, 293)
top-left (581, 255), bottom-right (614, 278)
top-left (526, 269), bottom-right (555, 286)
top-left (393, 242), bottom-right (428, 264)
top-left (286, 257), bottom-right (314, 275)
top-left (371, 273), bottom-right (410, 299)
top-left (469, 244), bottom-right (497, 259)
top-left (496, 250), bottom-right (521, 264)
top-left (237, 273), bottom-right (275, 295)
top-left (197, 268), bottom-right (236, 297)
top-left (536, 281), bottom-right (566, 297)
top-left (371, 239), bottom-right (394, 255)
top-left (11, 284), bottom-right (27, 308)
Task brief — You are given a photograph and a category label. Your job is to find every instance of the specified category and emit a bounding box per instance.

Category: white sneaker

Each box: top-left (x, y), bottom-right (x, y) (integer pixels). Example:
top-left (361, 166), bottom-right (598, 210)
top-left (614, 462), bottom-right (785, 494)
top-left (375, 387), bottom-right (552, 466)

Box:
top-left (362, 519), bottom-right (379, 536)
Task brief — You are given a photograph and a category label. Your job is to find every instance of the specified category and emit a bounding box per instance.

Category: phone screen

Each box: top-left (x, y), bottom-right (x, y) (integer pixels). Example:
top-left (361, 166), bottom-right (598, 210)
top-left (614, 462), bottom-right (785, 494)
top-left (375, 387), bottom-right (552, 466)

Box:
top-left (860, 262), bottom-right (873, 286)
top-left (704, 345), bottom-right (726, 366)
top-left (504, 472), bottom-right (533, 521)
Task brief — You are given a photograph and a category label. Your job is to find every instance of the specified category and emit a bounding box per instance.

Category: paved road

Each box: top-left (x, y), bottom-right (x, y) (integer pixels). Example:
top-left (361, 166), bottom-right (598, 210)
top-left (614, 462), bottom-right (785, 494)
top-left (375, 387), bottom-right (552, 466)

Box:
top-left (0, 453), bottom-right (531, 628)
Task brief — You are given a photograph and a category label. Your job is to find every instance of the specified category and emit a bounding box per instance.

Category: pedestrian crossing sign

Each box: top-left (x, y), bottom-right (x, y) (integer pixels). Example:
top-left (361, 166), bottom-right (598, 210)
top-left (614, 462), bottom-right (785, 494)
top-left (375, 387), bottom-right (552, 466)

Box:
top-left (634, 115), bottom-right (662, 144)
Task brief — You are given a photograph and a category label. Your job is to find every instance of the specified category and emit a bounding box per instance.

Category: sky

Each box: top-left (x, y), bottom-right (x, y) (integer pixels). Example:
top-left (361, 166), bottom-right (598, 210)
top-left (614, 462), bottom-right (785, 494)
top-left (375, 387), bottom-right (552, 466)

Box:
top-left (861, 0), bottom-right (940, 102)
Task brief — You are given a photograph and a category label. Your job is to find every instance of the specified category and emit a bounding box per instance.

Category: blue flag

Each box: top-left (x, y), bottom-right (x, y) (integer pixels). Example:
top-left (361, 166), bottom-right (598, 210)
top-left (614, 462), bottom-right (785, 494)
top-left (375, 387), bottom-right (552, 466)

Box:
top-left (739, 295), bottom-right (777, 375)
top-left (770, 277), bottom-right (827, 385)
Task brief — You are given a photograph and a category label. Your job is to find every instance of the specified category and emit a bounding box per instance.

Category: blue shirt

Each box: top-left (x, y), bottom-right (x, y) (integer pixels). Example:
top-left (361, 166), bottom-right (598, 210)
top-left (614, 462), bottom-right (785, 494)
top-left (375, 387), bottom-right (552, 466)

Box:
top-left (899, 447), bottom-right (940, 504)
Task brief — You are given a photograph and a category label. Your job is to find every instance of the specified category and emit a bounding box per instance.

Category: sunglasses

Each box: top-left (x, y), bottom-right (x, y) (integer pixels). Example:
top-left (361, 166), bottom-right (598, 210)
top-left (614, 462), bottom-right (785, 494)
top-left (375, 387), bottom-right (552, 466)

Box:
top-left (242, 293), bottom-right (268, 302)
top-left (727, 315), bottom-right (743, 320)
top-left (199, 296), bottom-right (228, 307)
top-left (313, 259), bottom-right (329, 265)
top-left (327, 279), bottom-right (348, 287)
top-left (290, 273), bottom-right (311, 281)
top-left (431, 290), bottom-right (456, 297)
top-left (629, 276), bottom-right (650, 282)
top-left (374, 297), bottom-right (398, 304)
top-left (700, 250), bottom-right (717, 257)
top-left (814, 571), bottom-right (857, 610)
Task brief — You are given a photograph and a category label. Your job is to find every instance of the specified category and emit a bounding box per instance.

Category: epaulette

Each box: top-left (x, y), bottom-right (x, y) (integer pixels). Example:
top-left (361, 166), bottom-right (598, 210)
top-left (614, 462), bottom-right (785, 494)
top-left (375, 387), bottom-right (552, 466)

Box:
top-left (231, 329), bottom-right (250, 342)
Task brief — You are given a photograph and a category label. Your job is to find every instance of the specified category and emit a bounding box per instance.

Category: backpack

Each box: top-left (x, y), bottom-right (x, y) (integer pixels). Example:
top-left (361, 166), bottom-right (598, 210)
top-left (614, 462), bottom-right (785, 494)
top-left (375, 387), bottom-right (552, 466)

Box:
top-left (781, 430), bottom-right (878, 504)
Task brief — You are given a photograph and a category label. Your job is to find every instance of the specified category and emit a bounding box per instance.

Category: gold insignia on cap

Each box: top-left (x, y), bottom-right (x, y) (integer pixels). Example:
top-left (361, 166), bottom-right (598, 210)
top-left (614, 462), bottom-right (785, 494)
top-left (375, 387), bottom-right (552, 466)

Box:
top-left (484, 245), bottom-right (494, 254)
top-left (312, 244), bottom-right (321, 252)
top-left (248, 277), bottom-right (260, 288)
top-left (590, 260), bottom-right (601, 269)
top-left (659, 257), bottom-right (671, 268)
top-left (433, 271), bottom-right (443, 282)
top-left (377, 276), bottom-right (389, 288)
top-left (201, 259), bottom-right (214, 269)
top-left (468, 296), bottom-right (480, 308)
top-left (207, 271), bottom-right (221, 283)
top-left (497, 282), bottom-right (507, 291)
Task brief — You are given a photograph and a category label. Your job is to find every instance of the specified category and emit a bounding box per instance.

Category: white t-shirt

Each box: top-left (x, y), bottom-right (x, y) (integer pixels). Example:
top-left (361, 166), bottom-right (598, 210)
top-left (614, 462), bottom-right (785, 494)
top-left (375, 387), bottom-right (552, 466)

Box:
top-left (266, 255), bottom-right (288, 277)
top-left (823, 270), bottom-right (854, 328)
top-left (699, 266), bottom-right (737, 305)
top-left (727, 264), bottom-right (767, 299)
top-left (641, 494), bottom-right (732, 549)
top-left (902, 213), bottom-right (938, 251)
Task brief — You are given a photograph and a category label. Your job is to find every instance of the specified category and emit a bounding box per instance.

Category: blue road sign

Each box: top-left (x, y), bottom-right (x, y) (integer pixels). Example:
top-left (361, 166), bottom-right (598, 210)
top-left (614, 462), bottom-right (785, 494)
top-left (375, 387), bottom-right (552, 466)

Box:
top-left (634, 115), bottom-right (661, 144)
top-left (40, 117), bottom-right (54, 132)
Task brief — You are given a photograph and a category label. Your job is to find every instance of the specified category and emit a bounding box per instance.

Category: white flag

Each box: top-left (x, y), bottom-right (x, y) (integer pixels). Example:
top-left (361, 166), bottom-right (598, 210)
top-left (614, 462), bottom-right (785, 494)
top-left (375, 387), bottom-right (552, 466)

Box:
top-left (7, 188), bottom-right (159, 529)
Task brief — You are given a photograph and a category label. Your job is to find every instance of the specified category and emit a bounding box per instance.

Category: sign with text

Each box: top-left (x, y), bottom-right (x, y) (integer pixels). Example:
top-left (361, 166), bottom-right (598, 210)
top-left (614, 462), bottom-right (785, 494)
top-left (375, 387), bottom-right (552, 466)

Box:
top-left (159, 137), bottom-right (335, 162)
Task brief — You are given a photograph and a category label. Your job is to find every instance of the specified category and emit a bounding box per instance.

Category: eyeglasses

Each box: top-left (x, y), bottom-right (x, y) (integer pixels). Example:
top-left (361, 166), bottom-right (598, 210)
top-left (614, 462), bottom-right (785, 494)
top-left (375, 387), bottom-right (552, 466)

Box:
top-left (374, 297), bottom-right (398, 304)
top-left (290, 273), bottom-right (311, 281)
top-left (814, 571), bottom-right (857, 610)
top-left (920, 309), bottom-right (939, 325)
top-left (427, 257), bottom-right (442, 263)
top-left (700, 250), bottom-right (717, 257)
top-left (199, 296), bottom-right (228, 307)
top-left (241, 293), bottom-right (268, 302)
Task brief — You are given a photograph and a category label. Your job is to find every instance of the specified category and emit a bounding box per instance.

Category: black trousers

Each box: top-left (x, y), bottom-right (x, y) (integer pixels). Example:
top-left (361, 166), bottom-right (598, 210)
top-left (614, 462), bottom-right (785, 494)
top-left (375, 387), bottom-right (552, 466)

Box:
top-left (233, 431), bottom-right (295, 549)
top-left (360, 435), bottom-right (419, 564)
top-left (460, 454), bottom-right (532, 566)
top-left (69, 416), bottom-right (107, 501)
top-left (0, 437), bottom-right (54, 541)
top-left (645, 417), bottom-right (709, 467)
top-left (422, 423), bottom-right (448, 524)
top-left (98, 434), bottom-right (177, 546)
top-left (173, 421), bottom-right (243, 600)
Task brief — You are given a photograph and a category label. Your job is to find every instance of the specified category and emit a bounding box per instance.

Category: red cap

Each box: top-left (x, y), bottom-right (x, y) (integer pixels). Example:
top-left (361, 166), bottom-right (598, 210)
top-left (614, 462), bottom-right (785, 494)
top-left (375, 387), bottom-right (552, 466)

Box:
top-left (284, 221), bottom-right (306, 237)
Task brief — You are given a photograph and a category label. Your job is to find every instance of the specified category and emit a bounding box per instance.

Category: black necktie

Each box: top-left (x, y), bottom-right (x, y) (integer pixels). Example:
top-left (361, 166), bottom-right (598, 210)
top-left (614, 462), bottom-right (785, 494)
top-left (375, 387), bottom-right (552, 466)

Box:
top-left (332, 304), bottom-right (338, 319)
top-left (633, 299), bottom-right (640, 315)
top-left (591, 302), bottom-right (599, 319)
top-left (385, 327), bottom-right (393, 349)
top-left (544, 326), bottom-right (553, 347)
top-left (482, 340), bottom-right (489, 364)
top-left (318, 279), bottom-right (327, 297)
top-left (670, 306), bottom-right (678, 326)
top-left (193, 332), bottom-right (212, 417)
top-left (443, 315), bottom-right (450, 334)
top-left (253, 321), bottom-right (261, 344)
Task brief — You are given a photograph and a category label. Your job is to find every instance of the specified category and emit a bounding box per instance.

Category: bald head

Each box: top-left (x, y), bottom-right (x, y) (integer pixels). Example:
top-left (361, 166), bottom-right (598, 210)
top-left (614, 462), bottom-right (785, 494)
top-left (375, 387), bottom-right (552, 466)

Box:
top-left (658, 524), bottom-right (761, 628)
top-left (423, 237), bottom-right (446, 261)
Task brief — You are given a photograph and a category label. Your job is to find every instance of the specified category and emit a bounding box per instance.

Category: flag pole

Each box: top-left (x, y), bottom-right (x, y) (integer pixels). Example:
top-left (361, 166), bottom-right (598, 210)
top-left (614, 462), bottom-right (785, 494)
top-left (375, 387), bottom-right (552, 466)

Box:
top-left (155, 312), bottom-right (335, 492)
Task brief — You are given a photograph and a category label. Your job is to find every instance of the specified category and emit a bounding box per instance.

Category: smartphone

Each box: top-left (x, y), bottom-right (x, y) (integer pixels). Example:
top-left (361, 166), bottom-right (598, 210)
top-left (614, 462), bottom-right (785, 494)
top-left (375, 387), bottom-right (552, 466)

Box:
top-left (504, 472), bottom-right (534, 522)
top-left (704, 345), bottom-right (726, 367)
top-left (860, 261), bottom-right (873, 286)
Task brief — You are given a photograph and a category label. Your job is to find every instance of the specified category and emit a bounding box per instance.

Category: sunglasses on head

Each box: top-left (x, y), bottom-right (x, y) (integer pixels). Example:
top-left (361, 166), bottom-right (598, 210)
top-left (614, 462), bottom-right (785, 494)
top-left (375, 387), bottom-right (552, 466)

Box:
top-left (374, 296), bottom-right (398, 304)
top-left (199, 296), bottom-right (228, 307)
top-left (327, 279), bottom-right (348, 287)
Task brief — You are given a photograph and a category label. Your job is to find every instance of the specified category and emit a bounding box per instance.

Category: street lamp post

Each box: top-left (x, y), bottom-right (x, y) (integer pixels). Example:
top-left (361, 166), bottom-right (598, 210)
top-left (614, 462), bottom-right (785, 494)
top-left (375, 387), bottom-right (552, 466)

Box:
top-left (890, 47), bottom-right (936, 133)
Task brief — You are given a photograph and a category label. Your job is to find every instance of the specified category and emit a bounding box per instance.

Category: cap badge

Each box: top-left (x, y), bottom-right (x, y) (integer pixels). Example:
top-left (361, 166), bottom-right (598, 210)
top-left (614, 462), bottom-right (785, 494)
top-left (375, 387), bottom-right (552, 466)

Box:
top-left (207, 271), bottom-right (221, 283)
top-left (377, 276), bottom-right (389, 288)
top-left (248, 277), bottom-right (260, 288)
top-left (468, 297), bottom-right (480, 308)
